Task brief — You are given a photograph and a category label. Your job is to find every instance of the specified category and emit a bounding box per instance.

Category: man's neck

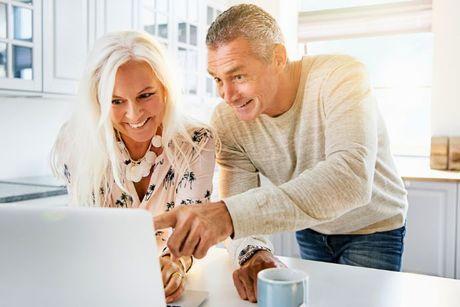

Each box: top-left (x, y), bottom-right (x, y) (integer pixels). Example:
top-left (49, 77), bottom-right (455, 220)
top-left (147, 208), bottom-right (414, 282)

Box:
top-left (268, 59), bottom-right (303, 117)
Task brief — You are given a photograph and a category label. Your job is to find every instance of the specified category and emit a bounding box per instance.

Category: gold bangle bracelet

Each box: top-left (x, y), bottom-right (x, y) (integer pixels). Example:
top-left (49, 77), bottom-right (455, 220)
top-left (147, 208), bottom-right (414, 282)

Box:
top-left (171, 271), bottom-right (184, 279)
top-left (178, 256), bottom-right (193, 273)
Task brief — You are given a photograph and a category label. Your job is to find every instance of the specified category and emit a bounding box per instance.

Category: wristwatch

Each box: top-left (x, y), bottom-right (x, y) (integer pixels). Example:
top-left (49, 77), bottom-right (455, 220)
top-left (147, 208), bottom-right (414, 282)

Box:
top-left (238, 244), bottom-right (272, 266)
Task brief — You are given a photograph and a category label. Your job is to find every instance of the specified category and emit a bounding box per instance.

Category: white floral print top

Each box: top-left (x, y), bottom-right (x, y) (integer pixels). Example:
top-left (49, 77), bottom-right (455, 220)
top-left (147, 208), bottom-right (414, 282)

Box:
top-left (63, 128), bottom-right (215, 256)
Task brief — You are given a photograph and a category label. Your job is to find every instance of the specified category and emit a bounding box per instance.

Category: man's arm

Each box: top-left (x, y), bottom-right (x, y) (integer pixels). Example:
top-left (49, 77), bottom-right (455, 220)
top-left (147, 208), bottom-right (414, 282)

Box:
top-left (209, 111), bottom-right (275, 268)
top-left (225, 59), bottom-right (378, 238)
top-left (154, 59), bottom-right (376, 259)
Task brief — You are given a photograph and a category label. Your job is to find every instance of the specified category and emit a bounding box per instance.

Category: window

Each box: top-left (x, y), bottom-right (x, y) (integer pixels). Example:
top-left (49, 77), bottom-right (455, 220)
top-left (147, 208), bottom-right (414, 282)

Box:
top-left (300, 0), bottom-right (415, 11)
top-left (204, 5), bottom-right (221, 98)
top-left (0, 0), bottom-right (35, 81)
top-left (299, 0), bottom-right (432, 156)
top-left (142, 0), bottom-right (169, 47)
top-left (141, 0), bottom-right (225, 123)
top-left (176, 0), bottom-right (199, 95)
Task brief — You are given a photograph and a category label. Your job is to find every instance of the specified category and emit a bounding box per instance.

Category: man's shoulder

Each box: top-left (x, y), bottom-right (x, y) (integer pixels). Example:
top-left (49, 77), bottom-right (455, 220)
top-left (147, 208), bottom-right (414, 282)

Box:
top-left (211, 100), bottom-right (240, 127)
top-left (306, 54), bottom-right (365, 75)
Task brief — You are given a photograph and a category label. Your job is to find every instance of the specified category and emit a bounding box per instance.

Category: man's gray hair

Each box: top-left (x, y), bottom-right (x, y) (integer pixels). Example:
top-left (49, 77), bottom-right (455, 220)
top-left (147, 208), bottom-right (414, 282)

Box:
top-left (206, 4), bottom-right (285, 62)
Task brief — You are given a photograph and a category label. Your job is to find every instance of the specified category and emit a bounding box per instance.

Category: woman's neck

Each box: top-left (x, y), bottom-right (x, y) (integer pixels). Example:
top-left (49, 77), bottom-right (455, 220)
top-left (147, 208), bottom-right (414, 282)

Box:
top-left (123, 138), bottom-right (151, 160)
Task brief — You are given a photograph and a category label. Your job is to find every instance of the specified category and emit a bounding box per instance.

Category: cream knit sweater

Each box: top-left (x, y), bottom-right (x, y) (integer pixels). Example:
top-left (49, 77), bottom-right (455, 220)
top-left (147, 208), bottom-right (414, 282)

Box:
top-left (211, 55), bottom-right (408, 260)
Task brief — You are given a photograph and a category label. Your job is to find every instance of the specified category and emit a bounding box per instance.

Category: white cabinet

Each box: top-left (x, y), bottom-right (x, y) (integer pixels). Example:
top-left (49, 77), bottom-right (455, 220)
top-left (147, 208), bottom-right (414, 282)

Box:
top-left (43, 0), bottom-right (141, 95)
top-left (457, 188), bottom-right (460, 279)
top-left (2, 0), bottom-right (141, 95)
top-left (42, 0), bottom-right (90, 94)
top-left (270, 232), bottom-right (300, 258)
top-left (402, 181), bottom-right (457, 278)
top-left (270, 179), bottom-right (460, 279)
top-left (102, 0), bottom-right (140, 34)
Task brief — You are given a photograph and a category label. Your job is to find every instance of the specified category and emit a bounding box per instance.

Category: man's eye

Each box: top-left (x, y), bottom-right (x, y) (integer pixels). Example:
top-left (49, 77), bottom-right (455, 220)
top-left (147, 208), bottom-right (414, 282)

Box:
top-left (139, 92), bottom-right (155, 99)
top-left (234, 75), bottom-right (244, 81)
top-left (214, 77), bottom-right (222, 84)
top-left (111, 99), bottom-right (123, 105)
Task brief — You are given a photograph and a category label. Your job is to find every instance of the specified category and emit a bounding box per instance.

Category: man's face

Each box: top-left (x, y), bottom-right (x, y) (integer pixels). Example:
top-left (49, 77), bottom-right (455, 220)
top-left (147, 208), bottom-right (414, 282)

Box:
top-left (207, 37), bottom-right (279, 121)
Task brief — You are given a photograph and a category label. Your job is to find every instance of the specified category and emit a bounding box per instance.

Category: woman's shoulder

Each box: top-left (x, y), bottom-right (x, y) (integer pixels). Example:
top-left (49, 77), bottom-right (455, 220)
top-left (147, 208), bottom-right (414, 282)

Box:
top-left (168, 125), bottom-right (215, 163)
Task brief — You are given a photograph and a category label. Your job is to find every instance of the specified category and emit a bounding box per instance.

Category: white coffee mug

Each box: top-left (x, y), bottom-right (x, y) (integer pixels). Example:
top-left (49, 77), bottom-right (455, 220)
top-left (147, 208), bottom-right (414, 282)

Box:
top-left (257, 268), bottom-right (309, 307)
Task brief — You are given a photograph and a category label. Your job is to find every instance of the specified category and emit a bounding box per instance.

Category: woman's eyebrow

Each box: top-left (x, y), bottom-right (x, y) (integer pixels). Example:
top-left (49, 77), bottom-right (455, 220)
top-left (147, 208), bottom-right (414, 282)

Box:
top-left (137, 86), bottom-right (155, 94)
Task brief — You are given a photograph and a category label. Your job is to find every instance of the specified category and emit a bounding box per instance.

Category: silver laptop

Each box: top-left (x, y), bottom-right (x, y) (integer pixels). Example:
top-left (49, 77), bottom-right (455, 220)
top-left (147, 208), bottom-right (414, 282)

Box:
top-left (0, 206), bottom-right (207, 307)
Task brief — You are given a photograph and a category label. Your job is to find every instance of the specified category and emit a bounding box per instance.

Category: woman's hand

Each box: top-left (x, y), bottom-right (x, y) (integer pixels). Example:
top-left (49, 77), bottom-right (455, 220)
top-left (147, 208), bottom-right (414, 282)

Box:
top-left (160, 255), bottom-right (186, 303)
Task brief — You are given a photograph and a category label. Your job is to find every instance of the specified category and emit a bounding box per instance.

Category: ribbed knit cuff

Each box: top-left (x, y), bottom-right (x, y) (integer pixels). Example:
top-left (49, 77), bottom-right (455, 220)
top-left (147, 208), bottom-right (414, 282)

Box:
top-left (224, 190), bottom-right (262, 239)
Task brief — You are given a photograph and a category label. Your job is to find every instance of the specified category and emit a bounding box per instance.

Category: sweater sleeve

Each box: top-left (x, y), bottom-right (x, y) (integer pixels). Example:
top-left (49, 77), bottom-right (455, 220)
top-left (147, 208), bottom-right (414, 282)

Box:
top-left (211, 107), bottom-right (274, 267)
top-left (223, 59), bottom-right (379, 239)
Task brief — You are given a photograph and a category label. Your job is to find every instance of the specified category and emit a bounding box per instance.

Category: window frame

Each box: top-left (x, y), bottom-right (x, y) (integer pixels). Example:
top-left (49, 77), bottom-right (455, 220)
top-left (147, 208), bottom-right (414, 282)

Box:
top-left (0, 0), bottom-right (41, 92)
top-left (298, 0), bottom-right (433, 157)
top-left (140, 0), bottom-right (225, 122)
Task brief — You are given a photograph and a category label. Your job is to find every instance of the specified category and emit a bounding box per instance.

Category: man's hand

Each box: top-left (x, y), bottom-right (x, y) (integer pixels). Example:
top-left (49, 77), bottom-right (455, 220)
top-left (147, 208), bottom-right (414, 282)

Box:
top-left (154, 201), bottom-right (234, 259)
top-left (232, 250), bottom-right (285, 303)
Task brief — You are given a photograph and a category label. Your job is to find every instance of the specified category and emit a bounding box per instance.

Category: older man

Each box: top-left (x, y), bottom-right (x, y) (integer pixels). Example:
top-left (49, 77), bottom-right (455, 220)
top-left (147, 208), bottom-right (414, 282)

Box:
top-left (155, 4), bottom-right (408, 303)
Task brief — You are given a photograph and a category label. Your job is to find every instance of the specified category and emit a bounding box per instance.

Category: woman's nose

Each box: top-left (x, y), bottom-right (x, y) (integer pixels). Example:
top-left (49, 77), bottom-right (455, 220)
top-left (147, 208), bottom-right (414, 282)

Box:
top-left (125, 100), bottom-right (143, 121)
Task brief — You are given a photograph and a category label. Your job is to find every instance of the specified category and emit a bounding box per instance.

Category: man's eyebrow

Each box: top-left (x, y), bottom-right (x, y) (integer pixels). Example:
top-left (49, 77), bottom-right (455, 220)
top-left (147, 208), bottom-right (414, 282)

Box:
top-left (208, 65), bottom-right (244, 78)
top-left (225, 65), bottom-right (244, 75)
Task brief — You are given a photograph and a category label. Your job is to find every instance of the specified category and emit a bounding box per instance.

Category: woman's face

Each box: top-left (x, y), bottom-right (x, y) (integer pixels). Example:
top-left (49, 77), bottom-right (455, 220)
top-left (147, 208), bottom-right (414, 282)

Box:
top-left (110, 60), bottom-right (166, 146)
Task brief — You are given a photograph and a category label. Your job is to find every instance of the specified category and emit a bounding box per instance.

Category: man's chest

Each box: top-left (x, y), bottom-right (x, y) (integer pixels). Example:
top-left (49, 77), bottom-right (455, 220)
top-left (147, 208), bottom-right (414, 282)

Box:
top-left (241, 134), bottom-right (324, 184)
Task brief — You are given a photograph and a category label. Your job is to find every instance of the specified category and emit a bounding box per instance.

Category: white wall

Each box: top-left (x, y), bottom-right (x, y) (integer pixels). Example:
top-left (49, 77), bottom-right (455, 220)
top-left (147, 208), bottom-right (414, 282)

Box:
top-left (431, 0), bottom-right (460, 136)
top-left (0, 97), bottom-right (72, 180)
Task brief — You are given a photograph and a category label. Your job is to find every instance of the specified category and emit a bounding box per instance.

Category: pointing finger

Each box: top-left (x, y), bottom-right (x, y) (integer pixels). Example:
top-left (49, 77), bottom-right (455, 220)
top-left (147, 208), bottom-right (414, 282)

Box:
top-left (154, 211), bottom-right (177, 230)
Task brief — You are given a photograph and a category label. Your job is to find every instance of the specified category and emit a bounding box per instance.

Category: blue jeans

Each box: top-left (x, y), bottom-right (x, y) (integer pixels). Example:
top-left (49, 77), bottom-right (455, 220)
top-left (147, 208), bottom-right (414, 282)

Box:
top-left (295, 226), bottom-right (406, 271)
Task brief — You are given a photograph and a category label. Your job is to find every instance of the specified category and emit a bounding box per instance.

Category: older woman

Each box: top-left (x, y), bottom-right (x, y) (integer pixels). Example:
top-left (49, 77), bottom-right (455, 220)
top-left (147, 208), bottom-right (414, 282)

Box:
top-left (52, 31), bottom-right (215, 303)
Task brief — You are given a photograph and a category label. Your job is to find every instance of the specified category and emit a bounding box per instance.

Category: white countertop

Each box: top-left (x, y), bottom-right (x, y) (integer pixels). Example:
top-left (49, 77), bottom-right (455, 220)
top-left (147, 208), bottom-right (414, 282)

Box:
top-left (395, 156), bottom-right (460, 182)
top-left (188, 248), bottom-right (460, 307)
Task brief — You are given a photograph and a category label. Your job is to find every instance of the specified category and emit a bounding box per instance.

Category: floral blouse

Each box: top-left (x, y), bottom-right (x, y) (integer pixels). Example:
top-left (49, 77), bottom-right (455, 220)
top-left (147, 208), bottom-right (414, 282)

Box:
top-left (64, 128), bottom-right (215, 256)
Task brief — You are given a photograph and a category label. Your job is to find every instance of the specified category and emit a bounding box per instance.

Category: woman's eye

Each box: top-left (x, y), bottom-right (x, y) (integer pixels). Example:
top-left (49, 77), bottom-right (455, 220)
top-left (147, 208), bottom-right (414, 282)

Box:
top-left (111, 99), bottom-right (123, 105)
top-left (139, 92), bottom-right (155, 99)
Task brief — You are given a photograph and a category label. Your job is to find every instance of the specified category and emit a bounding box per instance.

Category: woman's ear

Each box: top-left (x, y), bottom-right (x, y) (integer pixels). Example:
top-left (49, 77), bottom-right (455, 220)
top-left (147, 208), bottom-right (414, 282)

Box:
top-left (163, 86), bottom-right (168, 103)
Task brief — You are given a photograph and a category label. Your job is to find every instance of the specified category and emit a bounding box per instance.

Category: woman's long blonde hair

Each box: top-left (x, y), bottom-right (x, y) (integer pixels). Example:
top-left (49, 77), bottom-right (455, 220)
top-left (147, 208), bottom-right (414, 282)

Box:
top-left (51, 31), bottom-right (213, 207)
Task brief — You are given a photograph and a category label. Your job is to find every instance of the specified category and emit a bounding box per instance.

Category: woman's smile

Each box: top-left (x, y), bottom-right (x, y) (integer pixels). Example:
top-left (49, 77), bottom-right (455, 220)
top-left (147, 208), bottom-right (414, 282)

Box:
top-left (126, 117), bottom-right (151, 129)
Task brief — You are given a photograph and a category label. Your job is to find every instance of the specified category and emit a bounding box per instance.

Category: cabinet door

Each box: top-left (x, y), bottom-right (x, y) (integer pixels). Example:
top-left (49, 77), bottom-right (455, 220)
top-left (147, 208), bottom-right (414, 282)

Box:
top-left (42, 0), bottom-right (141, 95)
top-left (457, 183), bottom-right (460, 279)
top-left (269, 232), bottom-right (300, 258)
top-left (105, 0), bottom-right (139, 33)
top-left (402, 180), bottom-right (457, 278)
top-left (42, 0), bottom-right (90, 94)
top-left (95, 0), bottom-right (141, 40)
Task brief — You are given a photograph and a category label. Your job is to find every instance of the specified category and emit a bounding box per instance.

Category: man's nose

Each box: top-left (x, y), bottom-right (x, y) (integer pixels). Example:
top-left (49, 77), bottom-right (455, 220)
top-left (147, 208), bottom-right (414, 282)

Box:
top-left (219, 82), bottom-right (238, 103)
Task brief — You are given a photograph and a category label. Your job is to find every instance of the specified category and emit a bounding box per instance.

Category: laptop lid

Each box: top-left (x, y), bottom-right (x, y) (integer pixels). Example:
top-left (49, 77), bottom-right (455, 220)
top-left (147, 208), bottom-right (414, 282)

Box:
top-left (0, 206), bottom-right (166, 307)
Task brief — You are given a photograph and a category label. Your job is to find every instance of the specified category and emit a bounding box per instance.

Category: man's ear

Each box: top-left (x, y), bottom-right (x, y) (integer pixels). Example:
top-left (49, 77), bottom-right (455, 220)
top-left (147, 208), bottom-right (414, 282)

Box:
top-left (272, 44), bottom-right (287, 72)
